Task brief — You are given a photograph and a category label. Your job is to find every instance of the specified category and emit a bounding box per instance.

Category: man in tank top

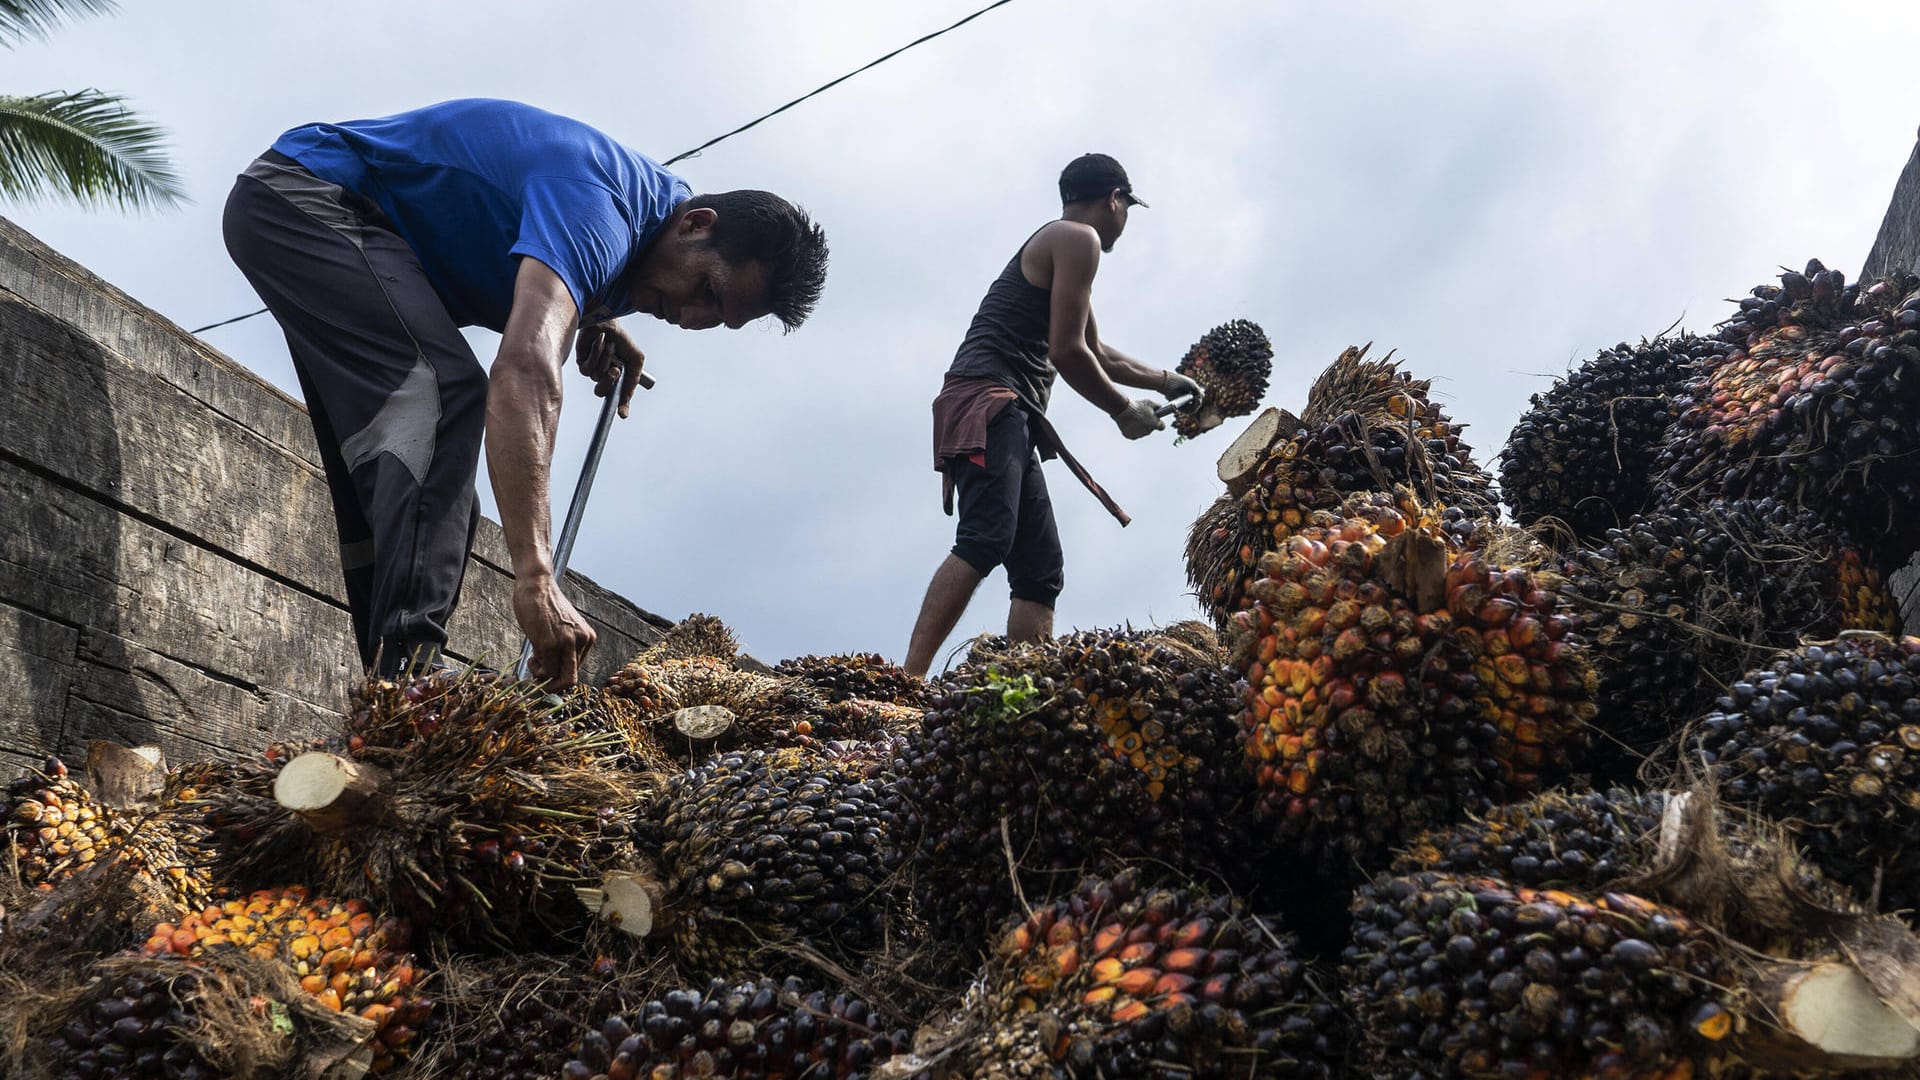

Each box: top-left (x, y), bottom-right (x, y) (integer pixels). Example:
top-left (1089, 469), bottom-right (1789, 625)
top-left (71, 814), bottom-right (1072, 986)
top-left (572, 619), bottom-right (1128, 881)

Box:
top-left (903, 154), bottom-right (1203, 675)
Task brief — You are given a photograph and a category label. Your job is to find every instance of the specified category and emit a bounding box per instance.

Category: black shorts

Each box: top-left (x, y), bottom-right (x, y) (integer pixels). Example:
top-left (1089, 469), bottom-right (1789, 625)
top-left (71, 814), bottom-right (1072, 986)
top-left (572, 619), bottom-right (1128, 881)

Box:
top-left (948, 402), bottom-right (1064, 607)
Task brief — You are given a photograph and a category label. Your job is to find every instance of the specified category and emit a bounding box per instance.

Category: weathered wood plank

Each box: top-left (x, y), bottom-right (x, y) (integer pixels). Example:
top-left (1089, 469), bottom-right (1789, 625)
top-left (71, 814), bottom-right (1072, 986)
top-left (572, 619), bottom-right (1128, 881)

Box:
top-left (0, 458), bottom-right (362, 716)
top-left (64, 626), bottom-right (341, 762)
top-left (0, 294), bottom-right (345, 599)
top-left (0, 603), bottom-right (78, 764)
top-left (0, 216), bottom-right (319, 456)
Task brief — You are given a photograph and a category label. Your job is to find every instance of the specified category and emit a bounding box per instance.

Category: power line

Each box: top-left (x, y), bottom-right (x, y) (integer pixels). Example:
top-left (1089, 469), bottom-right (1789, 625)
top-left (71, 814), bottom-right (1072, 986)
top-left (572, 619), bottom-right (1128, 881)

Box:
top-left (661, 0), bottom-right (1016, 167)
top-left (190, 0), bottom-right (1021, 336)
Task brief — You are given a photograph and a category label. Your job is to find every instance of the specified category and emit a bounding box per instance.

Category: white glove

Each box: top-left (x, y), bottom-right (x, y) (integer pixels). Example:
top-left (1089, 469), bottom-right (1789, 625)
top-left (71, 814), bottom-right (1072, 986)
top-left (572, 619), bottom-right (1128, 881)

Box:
top-left (1162, 369), bottom-right (1205, 407)
top-left (1111, 398), bottom-right (1166, 440)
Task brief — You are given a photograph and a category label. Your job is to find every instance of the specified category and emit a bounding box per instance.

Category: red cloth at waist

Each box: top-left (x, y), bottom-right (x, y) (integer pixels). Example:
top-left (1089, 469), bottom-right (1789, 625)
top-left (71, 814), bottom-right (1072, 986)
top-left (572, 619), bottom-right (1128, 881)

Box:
top-left (928, 375), bottom-right (1130, 527)
top-left (931, 376), bottom-right (1018, 471)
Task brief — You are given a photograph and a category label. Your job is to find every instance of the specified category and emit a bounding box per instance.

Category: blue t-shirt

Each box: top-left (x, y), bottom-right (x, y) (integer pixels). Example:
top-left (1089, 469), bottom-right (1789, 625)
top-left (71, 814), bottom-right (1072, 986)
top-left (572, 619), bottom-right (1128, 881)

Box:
top-left (272, 99), bottom-right (691, 331)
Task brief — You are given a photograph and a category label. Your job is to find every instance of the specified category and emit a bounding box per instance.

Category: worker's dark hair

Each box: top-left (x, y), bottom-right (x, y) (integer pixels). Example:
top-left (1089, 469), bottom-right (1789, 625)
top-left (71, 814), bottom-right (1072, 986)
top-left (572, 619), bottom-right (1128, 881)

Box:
top-left (684, 190), bottom-right (828, 331)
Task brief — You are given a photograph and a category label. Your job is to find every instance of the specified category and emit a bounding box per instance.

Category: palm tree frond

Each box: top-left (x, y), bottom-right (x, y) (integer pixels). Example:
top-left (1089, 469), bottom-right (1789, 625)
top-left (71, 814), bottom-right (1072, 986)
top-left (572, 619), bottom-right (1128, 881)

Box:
top-left (0, 0), bottom-right (116, 47)
top-left (0, 90), bottom-right (186, 211)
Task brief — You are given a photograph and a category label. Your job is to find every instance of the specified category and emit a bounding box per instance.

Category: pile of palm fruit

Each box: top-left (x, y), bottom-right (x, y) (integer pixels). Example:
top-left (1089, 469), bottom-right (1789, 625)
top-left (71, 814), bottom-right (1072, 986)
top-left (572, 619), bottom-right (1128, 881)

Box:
top-left (1499, 260), bottom-right (1915, 781)
top-left (12, 262), bottom-right (1920, 1079)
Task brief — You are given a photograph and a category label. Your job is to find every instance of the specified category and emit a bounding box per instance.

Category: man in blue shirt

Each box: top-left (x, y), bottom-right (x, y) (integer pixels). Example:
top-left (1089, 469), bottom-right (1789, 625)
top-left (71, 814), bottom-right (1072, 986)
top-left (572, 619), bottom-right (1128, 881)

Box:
top-left (223, 99), bottom-right (827, 689)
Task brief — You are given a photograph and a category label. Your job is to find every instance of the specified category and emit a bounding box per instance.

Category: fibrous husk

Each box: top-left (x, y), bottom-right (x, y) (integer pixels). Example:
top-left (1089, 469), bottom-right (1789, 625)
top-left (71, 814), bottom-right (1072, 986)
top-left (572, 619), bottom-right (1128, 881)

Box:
top-left (179, 739), bottom-right (326, 893)
top-left (912, 868), bottom-right (1345, 1079)
top-left (891, 627), bottom-right (1255, 950)
top-left (1499, 333), bottom-right (1729, 542)
top-left (1561, 497), bottom-right (1901, 784)
top-left (1658, 260), bottom-right (1920, 573)
top-left (194, 671), bottom-right (649, 950)
top-left (606, 656), bottom-right (831, 764)
top-left (639, 612), bottom-right (742, 665)
top-left (21, 948), bottom-right (377, 1080)
top-left (404, 951), bottom-right (666, 1080)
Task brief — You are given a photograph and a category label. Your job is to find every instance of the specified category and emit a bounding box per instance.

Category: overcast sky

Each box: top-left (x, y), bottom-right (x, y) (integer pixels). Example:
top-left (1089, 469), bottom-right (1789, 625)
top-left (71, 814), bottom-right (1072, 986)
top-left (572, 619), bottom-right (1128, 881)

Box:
top-left (8, 0), bottom-right (1920, 670)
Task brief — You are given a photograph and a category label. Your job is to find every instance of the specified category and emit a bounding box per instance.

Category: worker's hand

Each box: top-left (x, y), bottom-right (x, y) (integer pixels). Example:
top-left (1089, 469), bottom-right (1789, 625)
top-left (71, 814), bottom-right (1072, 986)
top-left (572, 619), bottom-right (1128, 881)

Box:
top-left (1109, 398), bottom-right (1166, 440)
top-left (575, 322), bottom-right (647, 418)
top-left (513, 575), bottom-right (596, 690)
top-left (1162, 369), bottom-right (1205, 409)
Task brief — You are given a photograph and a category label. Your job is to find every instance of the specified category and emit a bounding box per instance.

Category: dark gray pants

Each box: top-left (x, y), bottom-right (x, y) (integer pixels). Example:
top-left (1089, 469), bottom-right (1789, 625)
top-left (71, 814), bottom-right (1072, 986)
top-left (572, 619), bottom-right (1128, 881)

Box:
top-left (222, 151), bottom-right (486, 675)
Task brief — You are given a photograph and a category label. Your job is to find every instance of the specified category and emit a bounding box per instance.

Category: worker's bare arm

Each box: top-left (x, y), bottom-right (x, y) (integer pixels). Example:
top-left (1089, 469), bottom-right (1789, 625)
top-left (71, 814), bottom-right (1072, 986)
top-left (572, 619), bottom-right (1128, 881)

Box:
top-left (1084, 312), bottom-right (1165, 391)
top-left (488, 256), bottom-right (597, 687)
top-left (1041, 223), bottom-right (1130, 416)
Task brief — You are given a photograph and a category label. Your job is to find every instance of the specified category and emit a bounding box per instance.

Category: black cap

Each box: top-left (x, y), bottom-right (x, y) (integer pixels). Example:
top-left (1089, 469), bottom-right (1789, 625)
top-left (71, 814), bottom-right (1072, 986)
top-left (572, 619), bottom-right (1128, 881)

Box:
top-left (1059, 152), bottom-right (1147, 207)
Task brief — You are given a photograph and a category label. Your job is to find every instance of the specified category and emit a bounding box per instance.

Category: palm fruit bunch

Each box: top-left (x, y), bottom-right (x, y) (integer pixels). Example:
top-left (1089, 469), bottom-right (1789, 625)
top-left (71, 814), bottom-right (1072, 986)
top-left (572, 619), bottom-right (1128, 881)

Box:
top-left (606, 655), bottom-right (830, 758)
top-left (561, 976), bottom-right (913, 1080)
top-left (631, 743), bottom-right (907, 973)
top-left (1688, 635), bottom-right (1920, 917)
top-left (208, 672), bottom-right (643, 948)
top-left (1392, 789), bottom-right (1666, 893)
top-left (1560, 498), bottom-right (1900, 783)
top-left (1296, 345), bottom-right (1499, 518)
top-left (806, 697), bottom-right (925, 745)
top-left (1499, 334), bottom-right (1729, 542)
top-left (1233, 491), bottom-right (1592, 871)
top-left (41, 954), bottom-right (225, 1080)
top-left (641, 612), bottom-right (742, 665)
top-left (418, 954), bottom-right (641, 1080)
top-left (5, 755), bottom-right (211, 914)
top-left (1186, 486), bottom-right (1301, 630)
top-left (1344, 872), bottom-right (1743, 1079)
top-left (1658, 260), bottom-right (1920, 569)
top-left (40, 950), bottom-right (377, 1080)
top-left (1170, 318), bottom-right (1274, 438)
top-left (1436, 544), bottom-right (1598, 790)
top-left (937, 869), bottom-right (1343, 1079)
top-left (892, 627), bottom-right (1252, 948)
top-left (772, 652), bottom-right (929, 708)
top-left (138, 885), bottom-right (428, 1071)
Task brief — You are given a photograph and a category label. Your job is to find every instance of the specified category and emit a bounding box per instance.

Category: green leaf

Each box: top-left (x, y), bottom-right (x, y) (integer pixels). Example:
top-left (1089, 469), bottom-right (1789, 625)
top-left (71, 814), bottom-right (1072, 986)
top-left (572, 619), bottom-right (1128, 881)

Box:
top-left (268, 1000), bottom-right (293, 1036)
top-left (0, 89), bottom-right (186, 211)
top-left (0, 0), bottom-right (115, 47)
top-left (964, 668), bottom-right (1042, 726)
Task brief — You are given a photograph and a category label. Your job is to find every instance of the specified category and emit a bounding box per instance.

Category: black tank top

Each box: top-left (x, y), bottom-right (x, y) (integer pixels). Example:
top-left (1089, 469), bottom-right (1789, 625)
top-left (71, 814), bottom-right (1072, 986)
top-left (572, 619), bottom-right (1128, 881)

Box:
top-left (947, 230), bottom-right (1054, 411)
